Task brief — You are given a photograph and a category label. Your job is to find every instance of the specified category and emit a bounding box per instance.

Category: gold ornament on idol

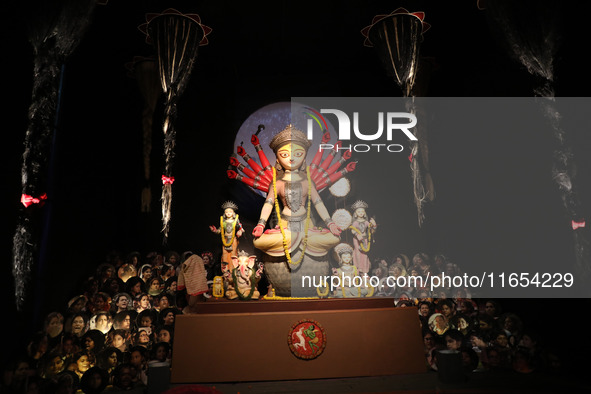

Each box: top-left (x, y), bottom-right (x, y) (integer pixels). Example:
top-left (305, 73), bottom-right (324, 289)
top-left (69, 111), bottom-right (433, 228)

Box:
top-left (220, 215), bottom-right (238, 247)
top-left (272, 167), bottom-right (311, 266)
top-left (349, 224), bottom-right (372, 252)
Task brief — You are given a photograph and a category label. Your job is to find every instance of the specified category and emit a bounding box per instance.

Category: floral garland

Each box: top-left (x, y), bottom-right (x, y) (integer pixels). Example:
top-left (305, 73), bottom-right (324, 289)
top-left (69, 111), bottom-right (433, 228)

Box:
top-left (349, 223), bottom-right (372, 252)
top-left (273, 167), bottom-right (311, 266)
top-left (316, 279), bottom-right (330, 297)
top-left (220, 215), bottom-right (238, 247)
top-left (231, 268), bottom-right (256, 300)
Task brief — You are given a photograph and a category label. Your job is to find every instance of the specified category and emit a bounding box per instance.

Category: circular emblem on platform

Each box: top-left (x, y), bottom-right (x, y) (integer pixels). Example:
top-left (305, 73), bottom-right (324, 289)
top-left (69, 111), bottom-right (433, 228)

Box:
top-left (288, 319), bottom-right (326, 360)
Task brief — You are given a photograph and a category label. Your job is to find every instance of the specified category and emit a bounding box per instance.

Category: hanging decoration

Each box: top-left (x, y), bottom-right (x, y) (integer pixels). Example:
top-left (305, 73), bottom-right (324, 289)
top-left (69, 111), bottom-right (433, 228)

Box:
top-left (125, 56), bottom-right (161, 213)
top-left (12, 0), bottom-right (96, 311)
top-left (139, 8), bottom-right (212, 240)
top-left (479, 0), bottom-right (589, 288)
top-left (361, 8), bottom-right (434, 226)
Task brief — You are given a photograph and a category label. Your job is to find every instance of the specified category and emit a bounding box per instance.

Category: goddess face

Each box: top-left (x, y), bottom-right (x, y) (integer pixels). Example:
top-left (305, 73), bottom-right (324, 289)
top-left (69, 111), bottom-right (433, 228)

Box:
top-left (354, 208), bottom-right (367, 219)
top-left (276, 143), bottom-right (306, 171)
top-left (340, 252), bottom-right (353, 265)
top-left (224, 208), bottom-right (235, 219)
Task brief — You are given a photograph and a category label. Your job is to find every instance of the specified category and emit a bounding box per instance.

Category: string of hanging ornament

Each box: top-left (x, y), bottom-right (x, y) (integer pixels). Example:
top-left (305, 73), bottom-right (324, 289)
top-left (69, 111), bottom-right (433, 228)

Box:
top-left (479, 0), bottom-right (589, 292)
top-left (139, 8), bottom-right (212, 242)
top-left (361, 8), bottom-right (435, 227)
top-left (12, 0), bottom-right (97, 312)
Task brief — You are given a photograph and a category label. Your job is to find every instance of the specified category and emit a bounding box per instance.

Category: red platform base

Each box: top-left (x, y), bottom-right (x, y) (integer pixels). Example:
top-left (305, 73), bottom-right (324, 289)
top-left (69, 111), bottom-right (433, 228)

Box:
top-left (170, 298), bottom-right (426, 383)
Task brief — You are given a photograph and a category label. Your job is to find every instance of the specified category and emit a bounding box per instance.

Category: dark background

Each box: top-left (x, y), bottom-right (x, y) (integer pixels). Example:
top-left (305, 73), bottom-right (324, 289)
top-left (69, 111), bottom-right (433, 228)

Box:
top-left (2, 0), bottom-right (591, 368)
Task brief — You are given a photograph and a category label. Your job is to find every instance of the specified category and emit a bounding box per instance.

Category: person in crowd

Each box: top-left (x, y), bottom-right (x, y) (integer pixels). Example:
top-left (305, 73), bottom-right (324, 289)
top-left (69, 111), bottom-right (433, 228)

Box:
top-left (112, 311), bottom-right (134, 331)
top-left (418, 301), bottom-right (433, 328)
top-left (70, 351), bottom-right (95, 380)
top-left (59, 332), bottom-right (80, 361)
top-left (438, 299), bottom-right (457, 321)
top-left (133, 293), bottom-right (151, 314)
top-left (165, 250), bottom-right (181, 268)
top-left (125, 276), bottom-right (146, 299)
top-left (97, 346), bottom-right (123, 379)
top-left (132, 328), bottom-right (153, 350)
top-left (44, 311), bottom-right (65, 349)
top-left (41, 350), bottom-right (66, 379)
top-left (101, 277), bottom-right (124, 297)
top-left (88, 292), bottom-right (112, 314)
top-left (155, 326), bottom-right (174, 344)
top-left (139, 264), bottom-right (154, 283)
top-left (125, 251), bottom-right (142, 268)
top-left (154, 293), bottom-right (174, 312)
top-left (108, 362), bottom-right (146, 393)
top-left (482, 299), bottom-right (502, 320)
top-left (96, 263), bottom-right (117, 285)
top-left (444, 329), bottom-right (465, 351)
top-left (110, 293), bottom-right (133, 315)
top-left (499, 312), bottom-right (523, 347)
top-left (146, 277), bottom-right (163, 297)
top-left (160, 263), bottom-right (175, 284)
top-left (164, 276), bottom-right (178, 295)
top-left (66, 295), bottom-right (89, 316)
top-left (128, 346), bottom-right (148, 386)
top-left (108, 329), bottom-right (129, 353)
top-left (451, 313), bottom-right (473, 336)
top-left (68, 312), bottom-right (90, 339)
top-left (89, 311), bottom-right (113, 334)
top-left (82, 329), bottom-right (106, 355)
top-left (79, 366), bottom-right (110, 394)
top-left (159, 308), bottom-right (179, 326)
top-left (136, 309), bottom-right (157, 331)
top-left (148, 342), bottom-right (171, 367)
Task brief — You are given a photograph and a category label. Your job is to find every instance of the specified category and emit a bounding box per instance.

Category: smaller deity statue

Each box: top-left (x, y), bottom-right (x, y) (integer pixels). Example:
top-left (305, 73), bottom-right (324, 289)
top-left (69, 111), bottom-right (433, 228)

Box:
top-left (222, 251), bottom-right (264, 300)
top-left (209, 201), bottom-right (244, 265)
top-left (212, 276), bottom-right (224, 298)
top-left (331, 243), bottom-right (371, 298)
top-left (349, 200), bottom-right (377, 275)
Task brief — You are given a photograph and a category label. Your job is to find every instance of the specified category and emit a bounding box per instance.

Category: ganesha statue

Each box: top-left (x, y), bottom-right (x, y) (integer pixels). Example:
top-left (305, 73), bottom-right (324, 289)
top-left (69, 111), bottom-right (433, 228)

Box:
top-left (223, 250), bottom-right (263, 300)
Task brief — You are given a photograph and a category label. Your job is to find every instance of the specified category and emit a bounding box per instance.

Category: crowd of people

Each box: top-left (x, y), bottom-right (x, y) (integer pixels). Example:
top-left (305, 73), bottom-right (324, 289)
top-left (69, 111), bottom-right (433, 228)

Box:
top-left (1, 249), bottom-right (561, 393)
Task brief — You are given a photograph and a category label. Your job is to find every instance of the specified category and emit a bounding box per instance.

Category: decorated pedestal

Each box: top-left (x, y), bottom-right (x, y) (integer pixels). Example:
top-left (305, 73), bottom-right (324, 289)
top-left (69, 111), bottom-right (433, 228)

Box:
top-left (171, 298), bottom-right (426, 383)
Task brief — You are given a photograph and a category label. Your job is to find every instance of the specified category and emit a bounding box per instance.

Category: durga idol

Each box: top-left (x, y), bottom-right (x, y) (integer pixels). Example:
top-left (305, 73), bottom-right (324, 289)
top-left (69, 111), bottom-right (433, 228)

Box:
top-left (252, 125), bottom-right (341, 265)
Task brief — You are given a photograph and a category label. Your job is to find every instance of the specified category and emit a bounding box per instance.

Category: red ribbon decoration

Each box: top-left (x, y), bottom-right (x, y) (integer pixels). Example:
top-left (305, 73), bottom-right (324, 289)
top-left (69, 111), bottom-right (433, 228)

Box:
top-left (21, 193), bottom-right (47, 208)
top-left (161, 175), bottom-right (175, 185)
top-left (572, 220), bottom-right (586, 230)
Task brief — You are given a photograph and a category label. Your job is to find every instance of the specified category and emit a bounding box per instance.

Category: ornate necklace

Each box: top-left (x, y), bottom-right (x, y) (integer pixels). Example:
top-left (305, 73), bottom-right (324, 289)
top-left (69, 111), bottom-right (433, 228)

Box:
top-left (349, 222), bottom-right (372, 252)
top-left (220, 215), bottom-right (238, 247)
top-left (273, 167), bottom-right (311, 266)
